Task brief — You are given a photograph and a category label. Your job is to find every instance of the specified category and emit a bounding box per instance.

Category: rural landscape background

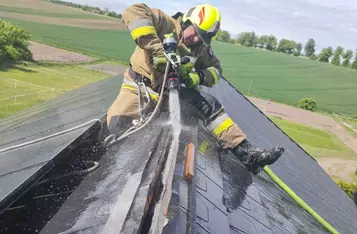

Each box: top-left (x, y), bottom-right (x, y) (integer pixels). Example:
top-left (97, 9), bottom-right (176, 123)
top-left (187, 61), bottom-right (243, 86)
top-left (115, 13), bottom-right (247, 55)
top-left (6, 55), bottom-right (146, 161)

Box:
top-left (1, 0), bottom-right (357, 198)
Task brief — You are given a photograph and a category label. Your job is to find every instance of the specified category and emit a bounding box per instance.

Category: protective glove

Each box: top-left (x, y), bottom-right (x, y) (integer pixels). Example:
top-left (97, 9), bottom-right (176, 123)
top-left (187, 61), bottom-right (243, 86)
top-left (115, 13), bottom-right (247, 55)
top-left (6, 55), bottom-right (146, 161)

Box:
top-left (153, 55), bottom-right (167, 73)
top-left (180, 56), bottom-right (197, 73)
top-left (183, 71), bottom-right (201, 89)
top-left (178, 65), bottom-right (189, 79)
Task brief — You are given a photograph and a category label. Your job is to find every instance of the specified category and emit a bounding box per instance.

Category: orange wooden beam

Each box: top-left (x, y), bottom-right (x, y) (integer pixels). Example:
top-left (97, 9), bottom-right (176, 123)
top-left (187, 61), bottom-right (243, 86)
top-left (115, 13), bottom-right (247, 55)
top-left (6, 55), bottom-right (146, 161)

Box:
top-left (185, 143), bottom-right (195, 182)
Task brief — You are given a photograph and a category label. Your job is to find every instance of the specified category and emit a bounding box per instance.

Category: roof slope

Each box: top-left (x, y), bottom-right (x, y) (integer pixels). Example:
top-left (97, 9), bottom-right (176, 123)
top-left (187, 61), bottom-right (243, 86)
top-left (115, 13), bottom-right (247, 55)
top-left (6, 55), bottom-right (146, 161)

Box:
top-left (205, 78), bottom-right (357, 233)
top-left (0, 75), bottom-right (356, 233)
top-left (0, 75), bottom-right (123, 212)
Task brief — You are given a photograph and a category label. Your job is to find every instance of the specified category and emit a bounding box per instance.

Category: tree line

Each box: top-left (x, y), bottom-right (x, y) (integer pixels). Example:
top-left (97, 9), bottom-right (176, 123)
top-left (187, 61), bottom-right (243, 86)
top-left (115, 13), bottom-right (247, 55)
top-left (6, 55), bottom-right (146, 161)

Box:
top-left (216, 30), bottom-right (357, 69)
top-left (47, 0), bottom-right (122, 19)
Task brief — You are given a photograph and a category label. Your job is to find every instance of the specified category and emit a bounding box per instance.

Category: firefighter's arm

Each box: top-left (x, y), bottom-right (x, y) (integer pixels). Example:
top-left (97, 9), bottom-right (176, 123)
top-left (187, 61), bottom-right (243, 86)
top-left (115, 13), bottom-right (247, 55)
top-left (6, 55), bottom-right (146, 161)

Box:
top-left (195, 47), bottom-right (222, 88)
top-left (122, 3), bottom-right (164, 56)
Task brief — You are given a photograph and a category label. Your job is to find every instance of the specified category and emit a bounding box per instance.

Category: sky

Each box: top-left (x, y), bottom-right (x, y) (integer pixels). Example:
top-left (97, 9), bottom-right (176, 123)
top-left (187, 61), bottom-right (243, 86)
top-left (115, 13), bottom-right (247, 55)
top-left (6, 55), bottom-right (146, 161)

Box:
top-left (70, 0), bottom-right (357, 52)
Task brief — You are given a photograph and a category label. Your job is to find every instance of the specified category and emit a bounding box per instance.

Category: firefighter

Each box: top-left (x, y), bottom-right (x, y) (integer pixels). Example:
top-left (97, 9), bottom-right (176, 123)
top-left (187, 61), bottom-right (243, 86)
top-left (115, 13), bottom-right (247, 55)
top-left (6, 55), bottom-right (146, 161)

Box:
top-left (106, 3), bottom-right (284, 174)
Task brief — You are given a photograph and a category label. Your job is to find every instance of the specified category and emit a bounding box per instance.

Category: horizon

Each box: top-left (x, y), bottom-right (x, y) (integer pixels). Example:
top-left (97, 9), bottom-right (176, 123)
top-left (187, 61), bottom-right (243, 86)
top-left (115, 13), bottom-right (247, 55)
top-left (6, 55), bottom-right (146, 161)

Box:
top-left (67, 0), bottom-right (357, 53)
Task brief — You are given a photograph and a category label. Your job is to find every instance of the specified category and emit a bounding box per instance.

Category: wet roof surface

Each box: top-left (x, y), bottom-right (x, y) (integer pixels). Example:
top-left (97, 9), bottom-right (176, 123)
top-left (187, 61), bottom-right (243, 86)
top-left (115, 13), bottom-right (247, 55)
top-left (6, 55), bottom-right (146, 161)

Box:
top-left (1, 75), bottom-right (357, 233)
top-left (0, 75), bottom-right (123, 212)
top-left (163, 118), bottom-right (328, 234)
top-left (205, 78), bottom-right (357, 233)
top-left (40, 123), bottom-right (171, 234)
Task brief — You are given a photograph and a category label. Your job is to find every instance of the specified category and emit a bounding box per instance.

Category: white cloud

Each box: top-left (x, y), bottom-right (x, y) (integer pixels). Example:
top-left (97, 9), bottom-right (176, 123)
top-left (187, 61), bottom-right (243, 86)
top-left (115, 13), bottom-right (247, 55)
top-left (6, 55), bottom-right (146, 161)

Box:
top-left (292, 11), bottom-right (301, 16)
top-left (349, 27), bottom-right (357, 33)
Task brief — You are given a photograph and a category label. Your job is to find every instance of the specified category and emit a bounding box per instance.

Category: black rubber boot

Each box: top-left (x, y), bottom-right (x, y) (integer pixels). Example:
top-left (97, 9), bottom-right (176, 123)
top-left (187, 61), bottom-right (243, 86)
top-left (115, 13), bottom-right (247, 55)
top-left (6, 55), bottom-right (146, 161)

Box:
top-left (232, 140), bottom-right (285, 175)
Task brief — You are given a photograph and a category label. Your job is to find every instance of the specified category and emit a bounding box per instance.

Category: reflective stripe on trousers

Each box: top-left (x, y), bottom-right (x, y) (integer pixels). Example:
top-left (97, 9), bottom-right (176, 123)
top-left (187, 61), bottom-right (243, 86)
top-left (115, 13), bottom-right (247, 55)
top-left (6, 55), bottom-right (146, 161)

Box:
top-left (206, 112), bottom-right (235, 137)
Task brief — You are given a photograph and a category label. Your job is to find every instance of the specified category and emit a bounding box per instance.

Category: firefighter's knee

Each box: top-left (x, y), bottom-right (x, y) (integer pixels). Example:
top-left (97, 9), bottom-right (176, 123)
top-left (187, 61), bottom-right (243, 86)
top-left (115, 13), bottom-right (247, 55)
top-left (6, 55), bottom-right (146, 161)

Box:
top-left (179, 87), bottom-right (223, 120)
top-left (199, 91), bottom-right (223, 119)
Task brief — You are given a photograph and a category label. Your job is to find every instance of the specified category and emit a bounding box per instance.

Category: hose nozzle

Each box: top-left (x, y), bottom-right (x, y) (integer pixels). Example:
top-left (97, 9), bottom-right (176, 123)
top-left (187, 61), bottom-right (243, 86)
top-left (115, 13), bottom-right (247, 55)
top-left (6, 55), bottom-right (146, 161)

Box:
top-left (168, 72), bottom-right (180, 90)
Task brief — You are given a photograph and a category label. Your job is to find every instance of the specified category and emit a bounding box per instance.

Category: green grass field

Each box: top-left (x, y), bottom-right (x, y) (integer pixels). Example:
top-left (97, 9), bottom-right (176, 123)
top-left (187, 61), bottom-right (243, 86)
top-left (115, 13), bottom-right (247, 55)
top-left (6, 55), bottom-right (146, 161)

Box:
top-left (5, 18), bottom-right (134, 63)
top-left (5, 18), bottom-right (357, 115)
top-left (270, 116), bottom-right (357, 159)
top-left (214, 42), bottom-right (357, 115)
top-left (0, 5), bottom-right (113, 19)
top-left (0, 63), bottom-right (108, 119)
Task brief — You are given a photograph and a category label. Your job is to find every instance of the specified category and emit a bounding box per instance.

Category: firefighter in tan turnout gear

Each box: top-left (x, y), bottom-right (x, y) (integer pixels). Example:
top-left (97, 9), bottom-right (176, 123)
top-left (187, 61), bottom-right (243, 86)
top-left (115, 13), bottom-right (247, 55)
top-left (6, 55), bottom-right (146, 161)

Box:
top-left (106, 3), bottom-right (285, 174)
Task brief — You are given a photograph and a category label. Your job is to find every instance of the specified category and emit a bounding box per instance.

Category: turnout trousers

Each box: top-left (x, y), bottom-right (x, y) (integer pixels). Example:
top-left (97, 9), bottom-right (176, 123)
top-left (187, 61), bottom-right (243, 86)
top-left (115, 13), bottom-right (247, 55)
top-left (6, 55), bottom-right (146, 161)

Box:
top-left (106, 69), bottom-right (246, 149)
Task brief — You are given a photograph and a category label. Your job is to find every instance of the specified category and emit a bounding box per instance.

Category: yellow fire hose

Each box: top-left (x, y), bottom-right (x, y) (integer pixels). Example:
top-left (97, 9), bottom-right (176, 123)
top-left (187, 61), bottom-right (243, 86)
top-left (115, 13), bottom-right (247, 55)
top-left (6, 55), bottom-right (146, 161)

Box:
top-left (263, 166), bottom-right (340, 234)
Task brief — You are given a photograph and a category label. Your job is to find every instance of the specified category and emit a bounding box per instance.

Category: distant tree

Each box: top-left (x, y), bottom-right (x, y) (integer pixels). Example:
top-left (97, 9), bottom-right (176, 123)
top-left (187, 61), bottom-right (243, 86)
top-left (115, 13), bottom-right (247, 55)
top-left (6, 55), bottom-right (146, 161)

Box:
top-left (216, 30), bottom-right (231, 43)
top-left (48, 0), bottom-right (121, 19)
top-left (331, 46), bottom-right (344, 66)
top-left (250, 32), bottom-right (259, 47)
top-left (294, 43), bottom-right (302, 56)
top-left (107, 11), bottom-right (118, 18)
top-left (256, 35), bottom-right (267, 48)
top-left (297, 97), bottom-right (317, 112)
top-left (236, 32), bottom-right (258, 47)
top-left (249, 32), bottom-right (259, 47)
top-left (352, 50), bottom-right (357, 70)
top-left (318, 47), bottom-right (333, 63)
top-left (266, 35), bottom-right (277, 51)
top-left (277, 39), bottom-right (287, 53)
top-left (342, 49), bottom-right (353, 67)
top-left (286, 40), bottom-right (296, 54)
top-left (277, 39), bottom-right (296, 54)
top-left (304, 38), bottom-right (316, 57)
top-left (0, 20), bottom-right (32, 63)
top-left (81, 5), bottom-right (90, 11)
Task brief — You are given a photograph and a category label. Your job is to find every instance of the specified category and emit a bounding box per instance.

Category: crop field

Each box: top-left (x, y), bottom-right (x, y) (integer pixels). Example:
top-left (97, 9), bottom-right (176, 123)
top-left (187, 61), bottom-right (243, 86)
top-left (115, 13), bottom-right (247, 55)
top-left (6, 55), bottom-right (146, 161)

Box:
top-left (5, 18), bottom-right (133, 63)
top-left (214, 42), bottom-right (357, 115)
top-left (0, 0), bottom-right (124, 30)
top-left (0, 0), bottom-right (119, 17)
top-left (1, 0), bottom-right (89, 12)
top-left (0, 64), bottom-right (108, 119)
top-left (0, 5), bottom-right (112, 20)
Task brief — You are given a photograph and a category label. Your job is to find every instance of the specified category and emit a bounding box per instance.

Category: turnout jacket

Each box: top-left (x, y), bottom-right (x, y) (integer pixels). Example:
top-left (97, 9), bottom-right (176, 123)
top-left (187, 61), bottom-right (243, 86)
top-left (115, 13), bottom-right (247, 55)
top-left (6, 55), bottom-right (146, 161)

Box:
top-left (122, 3), bottom-right (222, 91)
